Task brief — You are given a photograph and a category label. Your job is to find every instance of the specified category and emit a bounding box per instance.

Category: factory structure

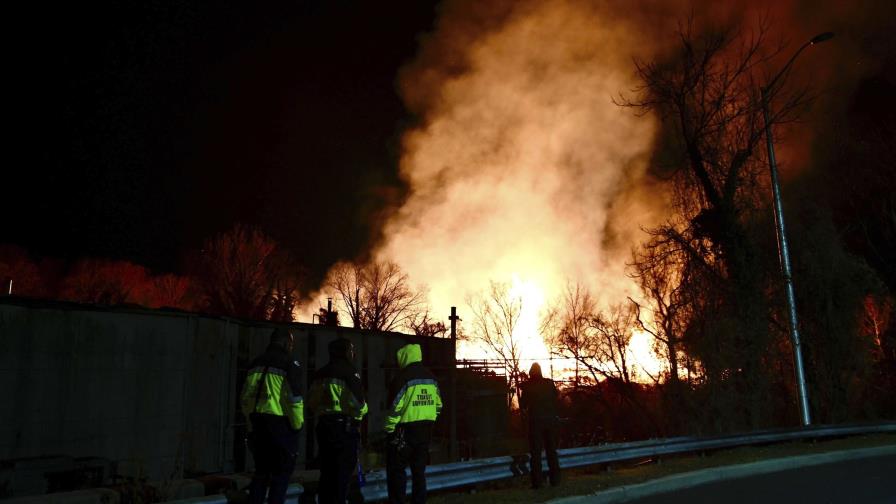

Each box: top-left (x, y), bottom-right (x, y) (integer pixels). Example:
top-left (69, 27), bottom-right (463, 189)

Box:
top-left (0, 296), bottom-right (510, 498)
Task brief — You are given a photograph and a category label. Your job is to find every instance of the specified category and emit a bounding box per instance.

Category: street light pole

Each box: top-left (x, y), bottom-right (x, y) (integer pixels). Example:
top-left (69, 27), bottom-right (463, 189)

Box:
top-left (761, 31), bottom-right (834, 427)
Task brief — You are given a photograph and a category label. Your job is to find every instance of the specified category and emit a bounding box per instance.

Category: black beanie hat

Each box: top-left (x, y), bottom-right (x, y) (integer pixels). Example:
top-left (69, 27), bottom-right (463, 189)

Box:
top-left (328, 337), bottom-right (353, 359)
top-left (270, 327), bottom-right (293, 347)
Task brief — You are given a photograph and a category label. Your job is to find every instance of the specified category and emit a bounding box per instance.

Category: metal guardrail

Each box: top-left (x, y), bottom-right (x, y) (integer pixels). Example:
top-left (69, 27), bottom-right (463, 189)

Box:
top-left (164, 422), bottom-right (895, 503)
top-left (360, 422), bottom-right (896, 501)
top-left (166, 484), bottom-right (304, 504)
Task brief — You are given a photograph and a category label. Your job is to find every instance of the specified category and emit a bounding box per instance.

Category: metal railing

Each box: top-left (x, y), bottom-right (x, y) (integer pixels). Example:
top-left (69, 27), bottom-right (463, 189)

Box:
top-left (163, 422), bottom-right (896, 503)
top-left (166, 484), bottom-right (304, 503)
top-left (359, 422), bottom-right (896, 501)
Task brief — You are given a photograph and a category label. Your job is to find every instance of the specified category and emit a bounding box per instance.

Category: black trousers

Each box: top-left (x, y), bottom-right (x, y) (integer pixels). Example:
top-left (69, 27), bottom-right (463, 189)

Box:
top-left (386, 422), bottom-right (432, 504)
top-left (247, 414), bottom-right (299, 504)
top-left (316, 415), bottom-right (360, 504)
top-left (528, 421), bottom-right (560, 488)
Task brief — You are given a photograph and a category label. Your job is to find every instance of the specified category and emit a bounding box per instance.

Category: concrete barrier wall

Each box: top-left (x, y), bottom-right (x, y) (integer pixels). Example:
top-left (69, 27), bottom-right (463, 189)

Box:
top-left (1, 304), bottom-right (195, 484)
top-left (0, 298), bottom-right (454, 498)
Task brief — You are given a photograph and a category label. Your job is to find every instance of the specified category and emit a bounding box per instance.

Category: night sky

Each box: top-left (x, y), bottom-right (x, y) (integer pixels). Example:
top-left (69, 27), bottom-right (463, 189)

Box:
top-left (6, 0), bottom-right (895, 291)
top-left (7, 1), bottom-right (439, 278)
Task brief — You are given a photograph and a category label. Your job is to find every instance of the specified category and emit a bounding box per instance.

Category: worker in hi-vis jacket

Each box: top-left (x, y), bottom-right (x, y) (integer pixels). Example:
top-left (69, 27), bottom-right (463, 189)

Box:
top-left (384, 343), bottom-right (442, 504)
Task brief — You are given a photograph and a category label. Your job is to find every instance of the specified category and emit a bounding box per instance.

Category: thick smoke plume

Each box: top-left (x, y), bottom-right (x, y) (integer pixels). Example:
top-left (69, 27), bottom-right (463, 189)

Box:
top-left (311, 0), bottom-right (892, 371)
top-left (376, 0), bottom-right (663, 364)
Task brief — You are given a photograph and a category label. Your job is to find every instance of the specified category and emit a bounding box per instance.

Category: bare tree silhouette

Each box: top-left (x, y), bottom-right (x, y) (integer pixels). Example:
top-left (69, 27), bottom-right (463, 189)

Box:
top-left (193, 224), bottom-right (303, 320)
top-left (466, 280), bottom-right (524, 401)
top-left (326, 260), bottom-right (426, 332)
top-left (619, 17), bottom-right (811, 429)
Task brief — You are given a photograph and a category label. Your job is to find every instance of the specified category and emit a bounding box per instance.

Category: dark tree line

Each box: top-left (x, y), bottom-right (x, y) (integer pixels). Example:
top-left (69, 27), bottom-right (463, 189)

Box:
top-left (539, 18), bottom-right (894, 443)
top-left (2, 225), bottom-right (445, 334)
top-left (613, 18), bottom-right (894, 433)
top-left (0, 224), bottom-right (304, 321)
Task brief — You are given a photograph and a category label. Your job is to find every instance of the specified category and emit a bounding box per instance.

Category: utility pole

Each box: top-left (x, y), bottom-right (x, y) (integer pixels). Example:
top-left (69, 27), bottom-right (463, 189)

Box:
top-left (449, 306), bottom-right (460, 460)
top-left (761, 31), bottom-right (834, 427)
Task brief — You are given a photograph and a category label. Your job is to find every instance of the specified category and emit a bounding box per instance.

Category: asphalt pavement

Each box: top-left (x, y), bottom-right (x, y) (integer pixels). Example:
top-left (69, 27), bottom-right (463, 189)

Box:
top-left (629, 454), bottom-right (896, 504)
top-left (550, 445), bottom-right (896, 504)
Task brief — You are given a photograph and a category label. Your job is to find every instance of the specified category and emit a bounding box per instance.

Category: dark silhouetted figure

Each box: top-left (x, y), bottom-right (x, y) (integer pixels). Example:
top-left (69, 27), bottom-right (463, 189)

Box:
top-left (308, 338), bottom-right (368, 504)
top-left (240, 328), bottom-right (304, 504)
top-left (520, 362), bottom-right (560, 489)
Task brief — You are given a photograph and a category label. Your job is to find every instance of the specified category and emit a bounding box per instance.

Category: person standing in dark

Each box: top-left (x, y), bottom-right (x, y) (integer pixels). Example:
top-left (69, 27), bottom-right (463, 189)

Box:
top-left (520, 362), bottom-right (561, 489)
top-left (384, 343), bottom-right (443, 504)
top-left (308, 338), bottom-right (368, 504)
top-left (239, 328), bottom-right (304, 504)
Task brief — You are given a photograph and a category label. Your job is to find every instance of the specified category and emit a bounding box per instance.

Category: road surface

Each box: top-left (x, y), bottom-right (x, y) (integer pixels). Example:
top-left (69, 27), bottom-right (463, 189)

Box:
top-left (627, 454), bottom-right (896, 504)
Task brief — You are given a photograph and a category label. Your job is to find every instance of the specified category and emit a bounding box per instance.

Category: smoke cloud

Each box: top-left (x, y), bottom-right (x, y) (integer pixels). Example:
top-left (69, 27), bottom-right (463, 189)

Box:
top-left (375, 0), bottom-right (664, 362)
top-left (308, 0), bottom-right (893, 370)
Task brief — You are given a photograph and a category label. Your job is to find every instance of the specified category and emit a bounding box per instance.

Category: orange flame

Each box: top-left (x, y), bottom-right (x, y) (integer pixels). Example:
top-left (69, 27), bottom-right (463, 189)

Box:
top-left (376, 1), bottom-right (665, 376)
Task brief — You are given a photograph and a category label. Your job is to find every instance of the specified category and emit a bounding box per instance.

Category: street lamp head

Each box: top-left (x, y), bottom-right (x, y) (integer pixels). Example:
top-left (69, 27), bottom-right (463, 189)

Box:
top-left (810, 32), bottom-right (835, 45)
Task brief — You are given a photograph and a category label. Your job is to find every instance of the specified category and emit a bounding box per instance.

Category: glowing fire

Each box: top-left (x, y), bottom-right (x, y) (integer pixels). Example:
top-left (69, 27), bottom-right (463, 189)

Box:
top-left (307, 0), bottom-right (871, 383)
top-left (372, 1), bottom-right (666, 380)
top-left (507, 274), bottom-right (548, 363)
top-left (504, 276), bottom-right (670, 382)
top-left (628, 329), bottom-right (664, 380)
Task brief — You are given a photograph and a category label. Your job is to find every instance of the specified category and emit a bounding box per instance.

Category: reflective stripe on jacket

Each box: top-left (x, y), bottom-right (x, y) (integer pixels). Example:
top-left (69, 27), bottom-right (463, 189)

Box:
top-left (385, 344), bottom-right (442, 434)
top-left (240, 344), bottom-right (304, 431)
top-left (308, 358), bottom-right (368, 421)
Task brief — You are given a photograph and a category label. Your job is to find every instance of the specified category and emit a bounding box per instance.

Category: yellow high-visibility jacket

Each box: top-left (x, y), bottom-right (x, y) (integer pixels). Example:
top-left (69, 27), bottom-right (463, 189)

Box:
top-left (308, 356), bottom-right (368, 421)
top-left (240, 344), bottom-right (304, 431)
top-left (384, 344), bottom-right (442, 434)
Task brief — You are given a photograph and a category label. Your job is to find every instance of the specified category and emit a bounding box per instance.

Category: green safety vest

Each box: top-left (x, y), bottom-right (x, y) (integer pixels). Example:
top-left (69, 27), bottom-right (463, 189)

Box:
top-left (385, 344), bottom-right (442, 433)
top-left (308, 358), bottom-right (368, 421)
top-left (240, 348), bottom-right (304, 431)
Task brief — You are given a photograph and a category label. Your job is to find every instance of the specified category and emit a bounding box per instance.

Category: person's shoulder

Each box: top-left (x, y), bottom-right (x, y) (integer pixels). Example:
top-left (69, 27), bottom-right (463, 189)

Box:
top-left (247, 354), bottom-right (265, 369)
top-left (284, 356), bottom-right (301, 376)
top-left (311, 361), bottom-right (334, 380)
top-left (269, 347), bottom-right (294, 368)
top-left (390, 365), bottom-right (410, 385)
top-left (530, 377), bottom-right (552, 389)
top-left (329, 359), bottom-right (361, 382)
top-left (249, 348), bottom-right (278, 369)
top-left (407, 362), bottom-right (436, 380)
top-left (423, 367), bottom-right (439, 382)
